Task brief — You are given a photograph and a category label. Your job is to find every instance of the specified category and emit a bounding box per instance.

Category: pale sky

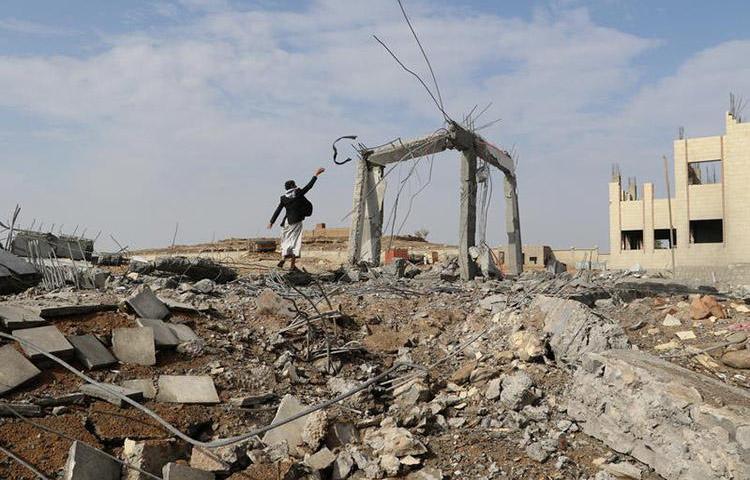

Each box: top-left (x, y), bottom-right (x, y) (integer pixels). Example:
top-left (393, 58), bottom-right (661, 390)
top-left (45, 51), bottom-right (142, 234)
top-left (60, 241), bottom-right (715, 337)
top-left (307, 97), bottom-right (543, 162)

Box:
top-left (2, 0), bottom-right (749, 252)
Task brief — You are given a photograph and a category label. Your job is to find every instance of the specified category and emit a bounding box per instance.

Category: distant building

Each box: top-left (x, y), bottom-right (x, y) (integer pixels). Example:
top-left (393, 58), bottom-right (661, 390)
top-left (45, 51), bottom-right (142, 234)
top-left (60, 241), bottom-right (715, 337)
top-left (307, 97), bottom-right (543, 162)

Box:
top-left (608, 111), bottom-right (750, 269)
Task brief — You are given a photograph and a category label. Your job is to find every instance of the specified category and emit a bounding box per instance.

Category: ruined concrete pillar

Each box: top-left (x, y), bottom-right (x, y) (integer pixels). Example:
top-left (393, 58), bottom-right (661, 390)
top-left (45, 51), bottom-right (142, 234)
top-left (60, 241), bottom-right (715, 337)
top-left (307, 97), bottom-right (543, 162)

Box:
top-left (459, 149), bottom-right (478, 280)
top-left (347, 160), bottom-right (385, 265)
top-left (504, 174), bottom-right (523, 276)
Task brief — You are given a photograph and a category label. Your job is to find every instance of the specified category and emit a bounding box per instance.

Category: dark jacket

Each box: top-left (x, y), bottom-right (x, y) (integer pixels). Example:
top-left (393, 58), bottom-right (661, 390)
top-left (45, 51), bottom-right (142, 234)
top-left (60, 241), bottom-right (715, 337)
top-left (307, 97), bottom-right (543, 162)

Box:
top-left (269, 176), bottom-right (317, 226)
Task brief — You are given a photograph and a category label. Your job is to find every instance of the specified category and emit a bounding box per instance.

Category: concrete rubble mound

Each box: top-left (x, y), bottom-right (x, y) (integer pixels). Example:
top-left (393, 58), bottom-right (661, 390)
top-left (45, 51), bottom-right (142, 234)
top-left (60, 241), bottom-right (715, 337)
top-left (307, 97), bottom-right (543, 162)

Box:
top-left (130, 256), bottom-right (237, 283)
top-left (568, 349), bottom-right (750, 480)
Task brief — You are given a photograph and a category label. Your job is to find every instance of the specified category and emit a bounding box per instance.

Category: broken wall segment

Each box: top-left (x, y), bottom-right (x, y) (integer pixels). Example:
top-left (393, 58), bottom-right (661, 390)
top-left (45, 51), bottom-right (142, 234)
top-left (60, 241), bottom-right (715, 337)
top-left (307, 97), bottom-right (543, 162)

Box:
top-left (568, 349), bottom-right (750, 480)
top-left (532, 295), bottom-right (629, 366)
top-left (63, 441), bottom-right (121, 480)
top-left (0, 249), bottom-right (41, 294)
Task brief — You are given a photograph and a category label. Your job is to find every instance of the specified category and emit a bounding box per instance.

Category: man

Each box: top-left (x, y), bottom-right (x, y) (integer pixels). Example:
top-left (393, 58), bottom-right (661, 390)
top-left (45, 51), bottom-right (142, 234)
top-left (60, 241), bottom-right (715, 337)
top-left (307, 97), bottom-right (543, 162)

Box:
top-left (267, 167), bottom-right (326, 270)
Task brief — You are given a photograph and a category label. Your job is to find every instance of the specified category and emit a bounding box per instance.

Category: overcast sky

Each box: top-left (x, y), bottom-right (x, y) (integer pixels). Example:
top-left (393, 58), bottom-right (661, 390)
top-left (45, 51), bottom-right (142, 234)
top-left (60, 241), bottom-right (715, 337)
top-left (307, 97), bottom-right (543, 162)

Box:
top-left (2, 0), bottom-right (749, 252)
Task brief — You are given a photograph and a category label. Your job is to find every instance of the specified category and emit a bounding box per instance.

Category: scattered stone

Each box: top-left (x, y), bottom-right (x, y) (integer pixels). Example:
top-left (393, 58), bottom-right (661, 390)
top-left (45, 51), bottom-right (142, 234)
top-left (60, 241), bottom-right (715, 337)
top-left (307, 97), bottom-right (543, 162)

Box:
top-left (302, 410), bottom-right (329, 450)
top-left (500, 371), bottom-right (535, 410)
top-left (485, 378), bottom-right (502, 400)
top-left (509, 329), bottom-right (545, 361)
top-left (162, 463), bottom-right (214, 480)
top-left (675, 330), bottom-right (696, 340)
top-left (67, 334), bottom-right (117, 369)
top-left (0, 304), bottom-right (46, 330)
top-left (122, 379), bottom-right (157, 399)
top-left (156, 375), bottom-right (219, 404)
top-left (168, 324), bottom-right (199, 343)
top-left (364, 427), bottom-right (427, 457)
top-left (525, 441), bottom-right (549, 463)
top-left (262, 394), bottom-right (309, 456)
top-left (136, 318), bottom-right (181, 347)
top-left (192, 279), bottom-right (216, 294)
top-left (63, 441), bottom-right (120, 480)
top-left (602, 461), bottom-right (642, 479)
top-left (394, 379), bottom-right (432, 405)
top-left (568, 349), bottom-right (750, 479)
top-left (380, 454), bottom-right (401, 476)
top-left (662, 314), bottom-right (682, 327)
top-left (126, 286), bottom-right (171, 320)
top-left (112, 327), bottom-right (156, 366)
top-left (189, 444), bottom-right (245, 473)
top-left (305, 447), bottom-right (336, 471)
top-left (406, 467), bottom-right (443, 480)
top-left (449, 360), bottom-right (477, 384)
top-left (325, 422), bottom-right (360, 449)
top-left (0, 344), bottom-right (41, 395)
top-left (255, 289), bottom-right (295, 318)
top-left (13, 325), bottom-right (74, 361)
top-left (722, 350), bottom-right (750, 369)
top-left (80, 383), bottom-right (144, 407)
top-left (654, 340), bottom-right (679, 351)
top-left (332, 451), bottom-right (354, 480)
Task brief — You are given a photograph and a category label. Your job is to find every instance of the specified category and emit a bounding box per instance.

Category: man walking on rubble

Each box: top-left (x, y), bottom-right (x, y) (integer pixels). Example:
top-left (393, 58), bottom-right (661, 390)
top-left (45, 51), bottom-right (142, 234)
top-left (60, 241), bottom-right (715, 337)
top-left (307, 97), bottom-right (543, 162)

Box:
top-left (267, 167), bottom-right (326, 270)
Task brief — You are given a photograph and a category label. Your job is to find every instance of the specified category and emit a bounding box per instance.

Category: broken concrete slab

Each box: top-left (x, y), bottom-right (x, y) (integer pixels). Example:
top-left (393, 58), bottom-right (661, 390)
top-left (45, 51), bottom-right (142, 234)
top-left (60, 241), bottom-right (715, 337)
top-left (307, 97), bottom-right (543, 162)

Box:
top-left (305, 447), bottom-right (336, 471)
top-left (155, 375), bottom-right (219, 404)
top-left (112, 327), bottom-right (156, 366)
top-left (80, 383), bottom-right (144, 407)
top-left (262, 394), bottom-right (309, 456)
top-left (122, 379), bottom-right (157, 399)
top-left (126, 287), bottom-right (170, 320)
top-left (161, 299), bottom-right (211, 314)
top-left (67, 334), bottom-right (117, 370)
top-left (0, 401), bottom-right (42, 417)
top-left (38, 303), bottom-right (118, 319)
top-left (0, 304), bottom-right (47, 330)
top-left (568, 349), bottom-right (750, 480)
top-left (153, 256), bottom-right (237, 283)
top-left (0, 249), bottom-right (41, 295)
top-left (168, 323), bottom-right (199, 343)
top-left (123, 438), bottom-right (188, 480)
top-left (12, 325), bottom-right (74, 361)
top-left (532, 295), bottom-right (629, 366)
top-left (136, 318), bottom-right (180, 347)
top-left (162, 462), bottom-right (215, 480)
top-left (63, 441), bottom-right (121, 480)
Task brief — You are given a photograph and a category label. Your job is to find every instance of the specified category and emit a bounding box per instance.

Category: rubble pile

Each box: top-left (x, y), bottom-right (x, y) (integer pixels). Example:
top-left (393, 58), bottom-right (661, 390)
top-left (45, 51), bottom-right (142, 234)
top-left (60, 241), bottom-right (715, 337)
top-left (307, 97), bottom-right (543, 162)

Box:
top-left (2, 260), bottom-right (750, 479)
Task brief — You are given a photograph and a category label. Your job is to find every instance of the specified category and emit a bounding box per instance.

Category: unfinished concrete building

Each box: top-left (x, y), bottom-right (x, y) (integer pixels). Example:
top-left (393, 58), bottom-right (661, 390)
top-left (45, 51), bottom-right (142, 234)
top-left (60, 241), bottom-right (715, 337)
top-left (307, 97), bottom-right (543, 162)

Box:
top-left (608, 111), bottom-right (750, 269)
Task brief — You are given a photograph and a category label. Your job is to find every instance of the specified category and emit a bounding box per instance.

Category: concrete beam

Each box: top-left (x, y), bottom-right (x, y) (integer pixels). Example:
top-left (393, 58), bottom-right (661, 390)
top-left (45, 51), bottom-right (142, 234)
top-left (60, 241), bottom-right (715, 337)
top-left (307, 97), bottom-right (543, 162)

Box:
top-left (347, 159), bottom-right (367, 265)
top-left (347, 161), bottom-right (385, 265)
top-left (459, 149), bottom-right (478, 280)
top-left (364, 131), bottom-right (450, 166)
top-left (504, 174), bottom-right (523, 276)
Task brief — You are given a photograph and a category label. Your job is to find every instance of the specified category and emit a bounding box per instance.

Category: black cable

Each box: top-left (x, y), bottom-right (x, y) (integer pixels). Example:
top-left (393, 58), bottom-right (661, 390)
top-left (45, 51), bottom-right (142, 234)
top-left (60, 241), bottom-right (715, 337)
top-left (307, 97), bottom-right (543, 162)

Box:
top-left (332, 135), bottom-right (358, 165)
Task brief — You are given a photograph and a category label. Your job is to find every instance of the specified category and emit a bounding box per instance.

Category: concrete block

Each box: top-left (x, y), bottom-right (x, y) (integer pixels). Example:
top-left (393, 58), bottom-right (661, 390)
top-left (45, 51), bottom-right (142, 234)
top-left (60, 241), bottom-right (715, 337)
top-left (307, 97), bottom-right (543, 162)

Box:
top-left (156, 376), bottom-right (219, 404)
top-left (163, 462), bottom-right (214, 480)
top-left (136, 318), bottom-right (180, 347)
top-left (568, 349), bottom-right (750, 480)
top-left (168, 324), bottom-right (199, 343)
top-left (63, 441), bottom-right (120, 480)
top-left (122, 379), bottom-right (157, 399)
top-left (123, 438), bottom-right (188, 480)
top-left (126, 287), bottom-right (170, 320)
top-left (12, 325), bottom-right (74, 361)
top-left (67, 334), bottom-right (117, 369)
top-left (80, 383), bottom-right (144, 407)
top-left (39, 303), bottom-right (117, 318)
top-left (262, 394), bottom-right (309, 456)
top-left (112, 327), bottom-right (156, 366)
top-left (0, 304), bottom-right (47, 330)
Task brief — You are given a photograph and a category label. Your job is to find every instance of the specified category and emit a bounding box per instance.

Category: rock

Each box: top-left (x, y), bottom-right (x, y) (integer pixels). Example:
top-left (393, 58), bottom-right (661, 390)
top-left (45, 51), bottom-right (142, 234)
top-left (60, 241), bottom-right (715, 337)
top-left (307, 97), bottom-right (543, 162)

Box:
top-left (122, 438), bottom-right (187, 480)
top-left (406, 467), bottom-right (443, 480)
top-left (67, 335), bottom-right (117, 370)
top-left (255, 289), bottom-right (295, 318)
top-left (394, 379), bottom-right (432, 405)
top-left (691, 296), bottom-right (712, 320)
top-left (112, 327), bottom-right (156, 366)
top-left (509, 330), bottom-right (545, 361)
top-left (63, 441), bottom-right (120, 480)
top-left (479, 294), bottom-right (507, 313)
top-left (364, 427), bottom-right (427, 457)
top-left (449, 361), bottom-right (477, 385)
top-left (126, 286), bottom-right (170, 320)
top-left (722, 350), bottom-right (750, 369)
top-left (380, 454), bottom-right (401, 476)
top-left (305, 447), bottom-right (336, 471)
top-left (500, 371), bottom-right (535, 410)
top-left (80, 383), bottom-right (144, 407)
top-left (192, 279), bottom-right (216, 294)
top-left (155, 376), bottom-right (219, 404)
top-left (332, 451), bottom-right (354, 480)
top-left (568, 349), bottom-right (750, 480)
top-left (168, 324), bottom-right (199, 343)
top-left (601, 461), bottom-right (642, 479)
top-left (0, 344), bottom-right (41, 395)
top-left (189, 444), bottom-right (246, 473)
top-left (302, 410), bottom-right (329, 450)
top-left (262, 394), bottom-right (309, 456)
top-left (162, 462), bottom-right (215, 480)
top-left (485, 378), bottom-right (502, 400)
top-left (325, 422), bottom-right (360, 449)
top-left (662, 314), bottom-right (682, 327)
top-left (533, 296), bottom-right (629, 366)
top-left (525, 442), bottom-right (549, 463)
top-left (675, 330), bottom-right (696, 340)
top-left (13, 325), bottom-right (74, 361)
top-left (654, 340), bottom-right (679, 351)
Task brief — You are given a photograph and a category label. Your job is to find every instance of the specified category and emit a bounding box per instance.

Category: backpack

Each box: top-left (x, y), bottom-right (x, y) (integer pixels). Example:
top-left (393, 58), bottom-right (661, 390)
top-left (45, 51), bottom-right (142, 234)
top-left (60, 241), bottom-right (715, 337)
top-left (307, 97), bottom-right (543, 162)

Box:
top-left (299, 195), bottom-right (313, 218)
